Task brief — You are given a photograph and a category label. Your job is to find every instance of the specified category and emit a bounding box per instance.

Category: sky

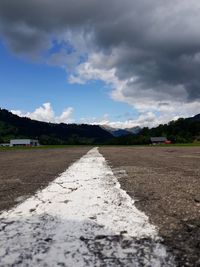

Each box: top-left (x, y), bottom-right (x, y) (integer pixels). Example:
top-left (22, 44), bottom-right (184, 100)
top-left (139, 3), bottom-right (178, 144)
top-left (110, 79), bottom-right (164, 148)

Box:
top-left (0, 0), bottom-right (200, 128)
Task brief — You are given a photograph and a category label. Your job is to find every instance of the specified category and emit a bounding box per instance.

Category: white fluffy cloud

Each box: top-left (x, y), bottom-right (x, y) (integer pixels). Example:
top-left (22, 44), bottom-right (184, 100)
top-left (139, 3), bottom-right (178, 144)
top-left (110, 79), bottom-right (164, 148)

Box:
top-left (1, 0), bottom-right (200, 126)
top-left (80, 103), bottom-right (200, 129)
top-left (11, 103), bottom-right (74, 124)
top-left (80, 112), bottom-right (159, 129)
top-left (70, 52), bottom-right (200, 126)
top-left (11, 101), bottom-right (199, 129)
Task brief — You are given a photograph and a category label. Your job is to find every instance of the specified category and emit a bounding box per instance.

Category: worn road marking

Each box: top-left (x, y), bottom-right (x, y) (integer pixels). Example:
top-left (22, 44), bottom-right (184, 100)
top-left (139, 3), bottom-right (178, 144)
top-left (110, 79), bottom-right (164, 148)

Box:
top-left (0, 148), bottom-right (174, 266)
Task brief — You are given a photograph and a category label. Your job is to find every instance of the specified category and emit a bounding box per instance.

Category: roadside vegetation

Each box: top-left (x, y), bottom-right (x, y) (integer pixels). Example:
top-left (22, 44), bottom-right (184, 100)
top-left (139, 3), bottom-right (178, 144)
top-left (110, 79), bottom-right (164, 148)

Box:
top-left (0, 108), bottom-right (112, 145)
top-left (0, 144), bottom-right (94, 151)
top-left (109, 115), bottom-right (200, 145)
top-left (0, 108), bottom-right (200, 146)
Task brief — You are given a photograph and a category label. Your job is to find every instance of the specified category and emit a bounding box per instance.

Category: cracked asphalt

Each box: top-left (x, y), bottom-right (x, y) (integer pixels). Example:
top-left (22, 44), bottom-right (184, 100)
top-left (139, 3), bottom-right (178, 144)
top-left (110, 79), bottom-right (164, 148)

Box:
top-left (0, 148), bottom-right (174, 266)
top-left (0, 146), bottom-right (199, 266)
top-left (100, 146), bottom-right (200, 267)
top-left (0, 147), bottom-right (90, 211)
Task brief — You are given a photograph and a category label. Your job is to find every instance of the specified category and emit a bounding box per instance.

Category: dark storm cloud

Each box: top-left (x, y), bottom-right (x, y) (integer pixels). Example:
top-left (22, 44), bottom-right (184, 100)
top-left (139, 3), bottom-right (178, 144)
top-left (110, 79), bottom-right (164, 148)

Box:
top-left (1, 0), bottom-right (200, 102)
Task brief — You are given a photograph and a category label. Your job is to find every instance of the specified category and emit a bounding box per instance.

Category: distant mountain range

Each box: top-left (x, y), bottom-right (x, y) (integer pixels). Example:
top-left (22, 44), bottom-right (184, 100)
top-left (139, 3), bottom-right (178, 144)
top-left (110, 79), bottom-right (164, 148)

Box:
top-left (188, 113), bottom-right (200, 122)
top-left (101, 125), bottom-right (141, 137)
top-left (0, 109), bottom-right (112, 145)
top-left (0, 108), bottom-right (200, 145)
top-left (110, 113), bottom-right (200, 145)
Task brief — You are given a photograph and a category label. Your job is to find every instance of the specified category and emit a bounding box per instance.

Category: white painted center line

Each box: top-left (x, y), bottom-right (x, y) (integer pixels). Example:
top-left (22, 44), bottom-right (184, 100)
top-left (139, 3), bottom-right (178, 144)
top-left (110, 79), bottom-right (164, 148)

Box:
top-left (0, 147), bottom-right (174, 266)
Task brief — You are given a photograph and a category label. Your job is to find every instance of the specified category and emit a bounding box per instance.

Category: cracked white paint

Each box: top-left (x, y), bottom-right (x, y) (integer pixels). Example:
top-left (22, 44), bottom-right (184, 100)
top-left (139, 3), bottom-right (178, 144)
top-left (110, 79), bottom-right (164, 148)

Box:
top-left (0, 148), bottom-right (174, 266)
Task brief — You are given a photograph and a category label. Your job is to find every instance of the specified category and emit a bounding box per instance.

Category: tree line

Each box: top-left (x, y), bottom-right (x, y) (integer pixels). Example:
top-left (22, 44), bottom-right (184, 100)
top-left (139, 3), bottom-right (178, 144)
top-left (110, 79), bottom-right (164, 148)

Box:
top-left (109, 116), bottom-right (200, 145)
top-left (0, 108), bottom-right (200, 145)
top-left (0, 109), bottom-right (112, 145)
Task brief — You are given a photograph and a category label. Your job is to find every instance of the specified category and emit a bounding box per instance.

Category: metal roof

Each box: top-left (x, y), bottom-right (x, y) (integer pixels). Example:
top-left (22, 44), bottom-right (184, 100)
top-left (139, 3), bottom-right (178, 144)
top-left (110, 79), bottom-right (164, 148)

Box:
top-left (10, 139), bottom-right (39, 144)
top-left (150, 137), bottom-right (167, 142)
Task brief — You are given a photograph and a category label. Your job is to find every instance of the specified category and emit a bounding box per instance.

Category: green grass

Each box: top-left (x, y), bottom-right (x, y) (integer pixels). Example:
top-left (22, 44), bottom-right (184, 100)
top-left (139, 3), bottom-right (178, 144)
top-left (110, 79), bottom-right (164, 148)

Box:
top-left (100, 143), bottom-right (200, 147)
top-left (0, 144), bottom-right (94, 151)
top-left (0, 143), bottom-right (200, 151)
top-left (151, 143), bottom-right (200, 147)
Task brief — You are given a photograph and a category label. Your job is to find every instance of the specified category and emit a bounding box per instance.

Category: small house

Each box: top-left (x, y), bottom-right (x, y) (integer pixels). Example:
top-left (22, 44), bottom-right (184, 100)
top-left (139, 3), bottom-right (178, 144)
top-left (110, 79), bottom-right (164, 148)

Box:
top-left (150, 137), bottom-right (171, 145)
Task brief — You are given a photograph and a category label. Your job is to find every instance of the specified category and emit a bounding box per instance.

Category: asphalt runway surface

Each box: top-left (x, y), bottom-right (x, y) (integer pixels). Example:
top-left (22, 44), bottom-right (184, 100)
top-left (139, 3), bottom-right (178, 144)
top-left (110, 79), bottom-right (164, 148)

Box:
top-left (0, 147), bottom-right (90, 211)
top-left (100, 146), bottom-right (200, 267)
top-left (0, 146), bottom-right (199, 266)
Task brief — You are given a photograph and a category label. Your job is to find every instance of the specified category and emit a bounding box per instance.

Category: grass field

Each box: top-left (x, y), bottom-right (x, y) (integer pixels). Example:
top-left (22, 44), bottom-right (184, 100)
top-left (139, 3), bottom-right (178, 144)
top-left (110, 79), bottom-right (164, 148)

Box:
top-left (0, 144), bottom-right (94, 150)
top-left (1, 142), bottom-right (200, 151)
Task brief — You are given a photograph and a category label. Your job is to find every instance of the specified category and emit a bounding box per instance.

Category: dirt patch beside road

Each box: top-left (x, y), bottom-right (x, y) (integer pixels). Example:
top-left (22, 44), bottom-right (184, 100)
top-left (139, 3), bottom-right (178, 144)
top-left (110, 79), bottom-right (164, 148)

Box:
top-left (100, 146), bottom-right (200, 267)
top-left (0, 147), bottom-right (91, 212)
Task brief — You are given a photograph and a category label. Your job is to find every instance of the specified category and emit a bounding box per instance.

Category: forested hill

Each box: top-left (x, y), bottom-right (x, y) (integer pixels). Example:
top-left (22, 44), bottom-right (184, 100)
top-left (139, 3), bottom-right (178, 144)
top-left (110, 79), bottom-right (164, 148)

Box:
top-left (110, 114), bottom-right (200, 145)
top-left (0, 109), bottom-right (112, 145)
top-left (1, 108), bottom-right (200, 145)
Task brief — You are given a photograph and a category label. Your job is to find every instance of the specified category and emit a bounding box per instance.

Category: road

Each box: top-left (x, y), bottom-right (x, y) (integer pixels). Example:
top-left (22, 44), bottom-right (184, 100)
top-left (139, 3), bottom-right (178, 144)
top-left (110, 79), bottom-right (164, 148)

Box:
top-left (0, 148), bottom-right (174, 266)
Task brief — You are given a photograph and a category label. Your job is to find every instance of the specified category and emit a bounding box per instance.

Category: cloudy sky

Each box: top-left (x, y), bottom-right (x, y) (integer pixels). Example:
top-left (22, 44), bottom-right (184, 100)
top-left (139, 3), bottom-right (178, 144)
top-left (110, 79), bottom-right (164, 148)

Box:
top-left (0, 0), bottom-right (200, 128)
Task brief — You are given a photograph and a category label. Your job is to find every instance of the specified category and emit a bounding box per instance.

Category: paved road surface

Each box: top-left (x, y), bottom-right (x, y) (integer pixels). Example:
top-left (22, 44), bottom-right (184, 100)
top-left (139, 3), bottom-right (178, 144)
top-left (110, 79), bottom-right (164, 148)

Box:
top-left (0, 148), bottom-right (174, 266)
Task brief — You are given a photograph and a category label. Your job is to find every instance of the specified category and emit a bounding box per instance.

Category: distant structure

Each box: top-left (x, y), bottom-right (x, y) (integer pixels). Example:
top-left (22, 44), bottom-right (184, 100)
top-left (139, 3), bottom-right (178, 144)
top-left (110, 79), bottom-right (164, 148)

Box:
top-left (10, 139), bottom-right (40, 147)
top-left (0, 143), bottom-right (10, 147)
top-left (150, 137), bottom-right (171, 145)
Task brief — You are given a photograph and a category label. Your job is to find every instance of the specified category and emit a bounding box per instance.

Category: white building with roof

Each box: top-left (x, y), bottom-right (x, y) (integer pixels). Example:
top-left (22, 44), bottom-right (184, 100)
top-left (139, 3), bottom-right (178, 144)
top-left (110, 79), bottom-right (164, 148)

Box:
top-left (10, 139), bottom-right (39, 147)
